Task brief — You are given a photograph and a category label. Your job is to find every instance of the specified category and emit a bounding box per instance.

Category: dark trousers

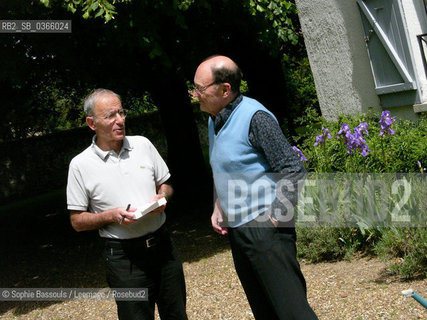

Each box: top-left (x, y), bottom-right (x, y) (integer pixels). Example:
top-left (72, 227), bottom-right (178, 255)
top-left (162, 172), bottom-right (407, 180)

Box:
top-left (103, 226), bottom-right (188, 320)
top-left (228, 218), bottom-right (318, 320)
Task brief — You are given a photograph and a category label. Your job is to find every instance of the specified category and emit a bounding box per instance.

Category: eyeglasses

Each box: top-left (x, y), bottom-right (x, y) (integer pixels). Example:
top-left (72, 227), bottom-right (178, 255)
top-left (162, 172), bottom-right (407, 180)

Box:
top-left (189, 81), bottom-right (219, 95)
top-left (94, 109), bottom-right (128, 123)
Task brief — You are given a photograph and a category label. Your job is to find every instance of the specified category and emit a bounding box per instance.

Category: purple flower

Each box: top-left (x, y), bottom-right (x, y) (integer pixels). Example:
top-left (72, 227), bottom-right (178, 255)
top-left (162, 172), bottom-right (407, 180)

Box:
top-left (360, 144), bottom-right (371, 157)
top-left (337, 123), bottom-right (350, 136)
top-left (323, 127), bottom-right (333, 139)
top-left (337, 123), bottom-right (353, 145)
top-left (314, 134), bottom-right (324, 146)
top-left (292, 146), bottom-right (307, 162)
top-left (314, 127), bottom-right (333, 146)
top-left (355, 122), bottom-right (369, 136)
top-left (379, 110), bottom-right (396, 136)
top-left (337, 122), bottom-right (371, 156)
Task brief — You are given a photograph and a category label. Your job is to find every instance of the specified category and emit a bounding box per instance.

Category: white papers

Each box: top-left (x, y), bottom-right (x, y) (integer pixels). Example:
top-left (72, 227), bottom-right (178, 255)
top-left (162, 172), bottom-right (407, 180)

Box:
top-left (132, 197), bottom-right (167, 220)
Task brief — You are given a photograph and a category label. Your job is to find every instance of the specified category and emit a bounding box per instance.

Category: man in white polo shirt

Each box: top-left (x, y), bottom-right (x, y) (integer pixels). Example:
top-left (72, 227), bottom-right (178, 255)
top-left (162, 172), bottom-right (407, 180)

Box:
top-left (66, 88), bottom-right (187, 320)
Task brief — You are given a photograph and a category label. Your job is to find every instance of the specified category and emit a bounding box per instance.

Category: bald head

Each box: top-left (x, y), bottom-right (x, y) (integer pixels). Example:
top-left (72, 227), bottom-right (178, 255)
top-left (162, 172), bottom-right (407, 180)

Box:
top-left (193, 55), bottom-right (243, 115)
top-left (200, 55), bottom-right (242, 94)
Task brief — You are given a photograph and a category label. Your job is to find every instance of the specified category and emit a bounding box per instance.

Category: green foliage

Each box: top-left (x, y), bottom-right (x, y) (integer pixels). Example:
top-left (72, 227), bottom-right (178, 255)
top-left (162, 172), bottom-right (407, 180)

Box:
top-left (2, 80), bottom-right (86, 142)
top-left (41, 0), bottom-right (299, 57)
top-left (41, 0), bottom-right (128, 22)
top-left (246, 0), bottom-right (298, 45)
top-left (33, 79), bottom-right (85, 132)
top-left (283, 57), bottom-right (320, 129)
top-left (293, 110), bottom-right (426, 278)
top-left (2, 80), bottom-right (157, 142)
top-left (294, 109), bottom-right (427, 173)
top-left (287, 58), bottom-right (318, 111)
top-left (297, 227), bottom-right (363, 262)
top-left (295, 171), bottom-right (425, 270)
top-left (177, 0), bottom-right (196, 11)
top-left (240, 80), bottom-right (249, 95)
top-left (375, 228), bottom-right (427, 278)
top-left (122, 91), bottom-right (158, 115)
top-left (18, 0), bottom-right (304, 141)
top-left (42, 0), bottom-right (299, 46)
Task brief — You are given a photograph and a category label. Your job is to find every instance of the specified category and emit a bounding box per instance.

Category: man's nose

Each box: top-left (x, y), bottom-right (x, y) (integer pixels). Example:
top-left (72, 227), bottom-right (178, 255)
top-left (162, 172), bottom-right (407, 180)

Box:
top-left (115, 113), bottom-right (125, 125)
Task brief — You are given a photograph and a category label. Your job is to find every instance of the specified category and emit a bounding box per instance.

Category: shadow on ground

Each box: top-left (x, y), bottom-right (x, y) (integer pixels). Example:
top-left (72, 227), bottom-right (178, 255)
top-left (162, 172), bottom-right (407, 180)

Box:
top-left (0, 193), bottom-right (229, 317)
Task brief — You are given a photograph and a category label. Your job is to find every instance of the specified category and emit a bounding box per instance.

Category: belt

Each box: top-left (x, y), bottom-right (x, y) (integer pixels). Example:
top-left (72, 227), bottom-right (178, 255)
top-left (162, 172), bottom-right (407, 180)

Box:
top-left (103, 224), bottom-right (167, 249)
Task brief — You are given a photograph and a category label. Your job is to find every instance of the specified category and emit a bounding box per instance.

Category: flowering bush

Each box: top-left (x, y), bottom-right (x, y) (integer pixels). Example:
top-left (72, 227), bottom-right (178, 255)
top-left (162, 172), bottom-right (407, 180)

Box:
top-left (379, 110), bottom-right (396, 136)
top-left (292, 108), bottom-right (426, 173)
top-left (337, 122), bottom-right (370, 157)
top-left (314, 127), bottom-right (332, 146)
top-left (292, 109), bottom-right (427, 277)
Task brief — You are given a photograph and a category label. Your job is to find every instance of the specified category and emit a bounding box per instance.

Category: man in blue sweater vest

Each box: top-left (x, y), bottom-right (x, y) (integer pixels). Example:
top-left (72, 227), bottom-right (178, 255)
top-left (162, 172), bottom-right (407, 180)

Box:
top-left (191, 55), bottom-right (318, 320)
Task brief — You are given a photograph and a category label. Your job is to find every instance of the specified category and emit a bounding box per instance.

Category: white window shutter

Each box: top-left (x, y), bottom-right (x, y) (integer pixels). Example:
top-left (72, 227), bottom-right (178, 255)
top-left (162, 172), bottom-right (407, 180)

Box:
top-left (357, 0), bottom-right (421, 107)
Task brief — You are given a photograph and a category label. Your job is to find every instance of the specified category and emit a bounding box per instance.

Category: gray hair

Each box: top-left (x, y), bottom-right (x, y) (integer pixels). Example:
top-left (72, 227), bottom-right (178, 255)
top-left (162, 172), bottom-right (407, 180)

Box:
top-left (83, 88), bottom-right (121, 116)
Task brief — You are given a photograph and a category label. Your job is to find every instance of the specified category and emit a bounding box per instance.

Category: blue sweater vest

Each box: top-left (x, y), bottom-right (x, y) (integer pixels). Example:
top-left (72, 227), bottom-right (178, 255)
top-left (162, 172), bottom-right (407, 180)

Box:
top-left (209, 96), bottom-right (278, 227)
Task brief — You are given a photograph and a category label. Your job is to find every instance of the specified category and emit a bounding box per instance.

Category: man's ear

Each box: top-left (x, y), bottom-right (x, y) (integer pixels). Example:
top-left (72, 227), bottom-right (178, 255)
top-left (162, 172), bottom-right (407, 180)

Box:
top-left (86, 116), bottom-right (96, 131)
top-left (222, 83), bottom-right (232, 97)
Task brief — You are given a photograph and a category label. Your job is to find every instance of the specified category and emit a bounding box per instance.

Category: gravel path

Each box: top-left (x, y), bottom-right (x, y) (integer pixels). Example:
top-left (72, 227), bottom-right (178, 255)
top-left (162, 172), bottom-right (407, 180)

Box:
top-left (1, 252), bottom-right (425, 320)
top-left (0, 210), bottom-right (425, 319)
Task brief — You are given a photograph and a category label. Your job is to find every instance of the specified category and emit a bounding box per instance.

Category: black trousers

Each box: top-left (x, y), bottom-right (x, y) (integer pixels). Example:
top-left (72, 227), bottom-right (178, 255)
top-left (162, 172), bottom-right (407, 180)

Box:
top-left (228, 218), bottom-right (318, 320)
top-left (103, 225), bottom-right (188, 320)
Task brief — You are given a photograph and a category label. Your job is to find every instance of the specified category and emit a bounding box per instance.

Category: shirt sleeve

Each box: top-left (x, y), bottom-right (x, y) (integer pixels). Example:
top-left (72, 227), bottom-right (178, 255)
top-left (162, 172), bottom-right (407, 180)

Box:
top-left (147, 140), bottom-right (171, 186)
top-left (66, 161), bottom-right (89, 211)
top-left (249, 111), bottom-right (307, 225)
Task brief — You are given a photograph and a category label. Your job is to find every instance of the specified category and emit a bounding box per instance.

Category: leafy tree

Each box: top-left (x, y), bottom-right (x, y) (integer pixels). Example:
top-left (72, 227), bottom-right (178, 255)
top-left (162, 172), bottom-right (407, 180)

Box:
top-left (2, 0), bottom-right (305, 200)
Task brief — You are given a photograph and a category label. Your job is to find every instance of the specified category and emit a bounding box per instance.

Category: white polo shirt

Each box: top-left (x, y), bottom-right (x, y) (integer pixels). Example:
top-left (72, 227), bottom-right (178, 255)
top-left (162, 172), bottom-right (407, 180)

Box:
top-left (67, 135), bottom-right (170, 239)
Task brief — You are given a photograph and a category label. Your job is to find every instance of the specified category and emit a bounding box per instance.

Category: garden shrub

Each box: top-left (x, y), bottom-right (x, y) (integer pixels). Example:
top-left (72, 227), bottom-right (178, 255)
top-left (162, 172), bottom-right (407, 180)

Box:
top-left (292, 109), bottom-right (426, 278)
top-left (296, 227), bottom-right (363, 263)
top-left (375, 228), bottom-right (427, 279)
top-left (293, 109), bottom-right (427, 173)
top-left (285, 57), bottom-right (320, 119)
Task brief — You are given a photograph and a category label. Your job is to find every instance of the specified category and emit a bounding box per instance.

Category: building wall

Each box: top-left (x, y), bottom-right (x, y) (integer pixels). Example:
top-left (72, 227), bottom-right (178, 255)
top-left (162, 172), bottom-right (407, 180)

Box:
top-left (295, 0), bottom-right (380, 121)
top-left (401, 0), bottom-right (427, 105)
top-left (296, 0), bottom-right (426, 120)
